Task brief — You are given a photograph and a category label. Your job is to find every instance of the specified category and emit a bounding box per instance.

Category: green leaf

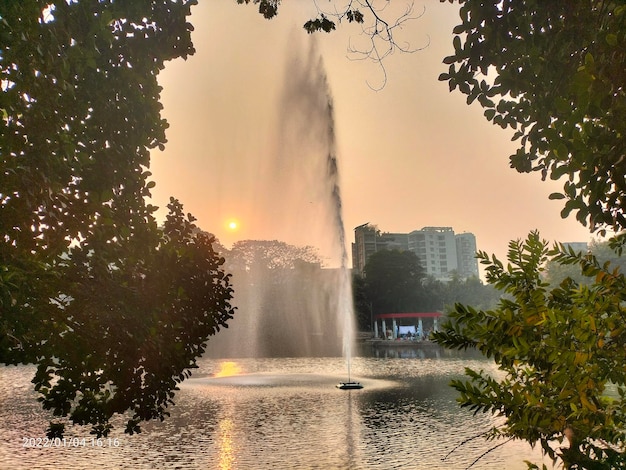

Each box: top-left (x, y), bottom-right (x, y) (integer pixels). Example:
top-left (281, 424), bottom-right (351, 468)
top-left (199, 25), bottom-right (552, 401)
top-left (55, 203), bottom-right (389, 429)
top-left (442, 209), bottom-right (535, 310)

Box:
top-left (606, 33), bottom-right (618, 46)
top-left (453, 35), bottom-right (461, 53)
top-left (554, 142), bottom-right (569, 160)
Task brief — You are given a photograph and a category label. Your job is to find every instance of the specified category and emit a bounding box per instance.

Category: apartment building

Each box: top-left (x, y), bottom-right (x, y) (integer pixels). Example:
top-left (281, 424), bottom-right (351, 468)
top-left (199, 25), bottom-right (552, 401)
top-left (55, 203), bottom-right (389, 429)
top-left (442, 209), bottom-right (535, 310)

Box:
top-left (353, 224), bottom-right (479, 281)
top-left (455, 232), bottom-right (479, 279)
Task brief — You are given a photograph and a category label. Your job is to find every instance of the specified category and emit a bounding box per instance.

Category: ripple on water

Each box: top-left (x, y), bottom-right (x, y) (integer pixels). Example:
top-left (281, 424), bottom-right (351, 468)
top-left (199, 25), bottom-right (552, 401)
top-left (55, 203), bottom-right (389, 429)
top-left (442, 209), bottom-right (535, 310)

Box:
top-left (0, 356), bottom-right (551, 469)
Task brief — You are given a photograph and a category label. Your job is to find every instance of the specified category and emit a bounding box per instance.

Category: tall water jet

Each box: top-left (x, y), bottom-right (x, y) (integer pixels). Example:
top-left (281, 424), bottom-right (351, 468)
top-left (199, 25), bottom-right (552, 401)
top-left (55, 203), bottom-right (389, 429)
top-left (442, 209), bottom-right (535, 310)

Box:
top-left (205, 34), bottom-right (356, 362)
top-left (273, 35), bottom-right (355, 363)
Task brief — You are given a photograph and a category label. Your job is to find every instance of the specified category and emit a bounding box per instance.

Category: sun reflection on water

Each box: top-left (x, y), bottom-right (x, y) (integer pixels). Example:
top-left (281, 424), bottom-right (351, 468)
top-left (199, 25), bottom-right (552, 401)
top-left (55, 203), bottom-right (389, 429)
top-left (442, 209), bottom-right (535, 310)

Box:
top-left (218, 417), bottom-right (235, 470)
top-left (0, 357), bottom-right (547, 469)
top-left (214, 361), bottom-right (242, 378)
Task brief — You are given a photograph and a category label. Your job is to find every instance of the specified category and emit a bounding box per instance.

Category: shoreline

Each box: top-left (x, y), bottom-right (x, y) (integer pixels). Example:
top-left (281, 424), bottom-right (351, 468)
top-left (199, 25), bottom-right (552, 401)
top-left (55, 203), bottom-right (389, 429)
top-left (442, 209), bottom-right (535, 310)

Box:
top-left (362, 338), bottom-right (442, 348)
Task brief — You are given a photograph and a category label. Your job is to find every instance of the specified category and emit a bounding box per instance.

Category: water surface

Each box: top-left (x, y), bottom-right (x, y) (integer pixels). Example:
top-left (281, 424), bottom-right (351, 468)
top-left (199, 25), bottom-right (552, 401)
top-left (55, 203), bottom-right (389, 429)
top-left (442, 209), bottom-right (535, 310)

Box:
top-left (0, 351), bottom-right (552, 469)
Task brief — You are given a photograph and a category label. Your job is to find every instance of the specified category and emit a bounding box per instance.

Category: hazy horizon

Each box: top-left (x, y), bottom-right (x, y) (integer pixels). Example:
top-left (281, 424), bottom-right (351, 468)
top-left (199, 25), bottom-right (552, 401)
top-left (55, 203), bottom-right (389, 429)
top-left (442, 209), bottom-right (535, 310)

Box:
top-left (148, 1), bottom-right (600, 275)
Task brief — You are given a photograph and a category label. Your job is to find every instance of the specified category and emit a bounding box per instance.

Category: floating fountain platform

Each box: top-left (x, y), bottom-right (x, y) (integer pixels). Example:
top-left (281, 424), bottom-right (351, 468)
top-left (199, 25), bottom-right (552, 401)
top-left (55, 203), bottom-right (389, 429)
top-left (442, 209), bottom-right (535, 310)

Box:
top-left (336, 381), bottom-right (363, 390)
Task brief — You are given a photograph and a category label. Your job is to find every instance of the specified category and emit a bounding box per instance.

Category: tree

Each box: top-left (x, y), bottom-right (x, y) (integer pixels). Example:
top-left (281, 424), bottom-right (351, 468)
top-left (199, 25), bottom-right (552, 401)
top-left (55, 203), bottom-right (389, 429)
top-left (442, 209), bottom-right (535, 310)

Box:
top-left (440, 273), bottom-right (500, 312)
top-left (353, 265), bottom-right (499, 334)
top-left (438, 0), bottom-right (626, 233)
top-left (432, 2), bottom-right (626, 467)
top-left (434, 232), bottom-right (626, 469)
top-left (363, 249), bottom-right (426, 315)
top-left (352, 273), bottom-right (373, 332)
top-left (544, 253), bottom-right (590, 288)
top-left (544, 239), bottom-right (626, 287)
top-left (586, 239), bottom-right (626, 275)
top-left (207, 240), bottom-right (344, 357)
top-left (1, 1), bottom-right (236, 437)
top-left (39, 198), bottom-right (235, 438)
top-left (1, 0), bottom-right (195, 359)
top-left (227, 239), bottom-right (321, 272)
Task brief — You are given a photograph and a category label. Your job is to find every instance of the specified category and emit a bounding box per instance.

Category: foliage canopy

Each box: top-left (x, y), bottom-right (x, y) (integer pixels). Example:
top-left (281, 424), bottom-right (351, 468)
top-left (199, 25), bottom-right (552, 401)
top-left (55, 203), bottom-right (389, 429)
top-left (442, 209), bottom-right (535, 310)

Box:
top-left (544, 239), bottom-right (626, 287)
top-left (1, 0), bottom-right (236, 437)
top-left (228, 239), bottom-right (321, 271)
top-left (434, 232), bottom-right (626, 468)
top-left (363, 249), bottom-right (426, 314)
top-left (217, 240), bottom-right (342, 357)
top-left (439, 0), bottom-right (626, 233)
top-left (435, 2), bottom-right (626, 468)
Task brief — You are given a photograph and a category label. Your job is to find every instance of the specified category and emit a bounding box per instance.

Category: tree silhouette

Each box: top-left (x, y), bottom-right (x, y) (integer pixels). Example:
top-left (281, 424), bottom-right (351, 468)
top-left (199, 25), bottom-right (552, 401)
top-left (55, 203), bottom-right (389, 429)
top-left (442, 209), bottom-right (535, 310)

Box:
top-left (1, 1), bottom-right (236, 437)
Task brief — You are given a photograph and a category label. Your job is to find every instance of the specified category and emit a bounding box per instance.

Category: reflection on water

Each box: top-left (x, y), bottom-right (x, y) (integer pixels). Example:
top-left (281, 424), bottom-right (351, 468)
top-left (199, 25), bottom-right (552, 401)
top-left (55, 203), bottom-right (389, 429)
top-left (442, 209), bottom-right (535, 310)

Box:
top-left (214, 361), bottom-right (243, 378)
top-left (0, 350), bottom-right (552, 469)
top-left (218, 418), bottom-right (235, 470)
top-left (370, 343), bottom-right (444, 359)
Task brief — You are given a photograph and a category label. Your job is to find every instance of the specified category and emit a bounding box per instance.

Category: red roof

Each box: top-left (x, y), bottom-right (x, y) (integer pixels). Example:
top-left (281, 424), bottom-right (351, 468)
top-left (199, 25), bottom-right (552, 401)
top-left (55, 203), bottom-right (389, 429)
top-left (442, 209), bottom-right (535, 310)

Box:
top-left (375, 312), bottom-right (442, 320)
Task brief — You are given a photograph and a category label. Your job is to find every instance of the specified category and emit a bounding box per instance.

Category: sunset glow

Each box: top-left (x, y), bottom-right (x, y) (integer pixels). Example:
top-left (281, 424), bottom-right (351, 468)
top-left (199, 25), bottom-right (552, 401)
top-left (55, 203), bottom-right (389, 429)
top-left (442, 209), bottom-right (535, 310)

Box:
top-left (214, 361), bottom-right (242, 378)
top-left (151, 1), bottom-right (594, 273)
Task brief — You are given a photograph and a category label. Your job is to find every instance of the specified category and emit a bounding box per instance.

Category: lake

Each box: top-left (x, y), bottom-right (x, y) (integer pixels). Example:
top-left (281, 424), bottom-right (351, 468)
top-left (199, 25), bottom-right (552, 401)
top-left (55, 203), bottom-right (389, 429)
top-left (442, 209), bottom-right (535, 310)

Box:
top-left (0, 346), bottom-right (552, 469)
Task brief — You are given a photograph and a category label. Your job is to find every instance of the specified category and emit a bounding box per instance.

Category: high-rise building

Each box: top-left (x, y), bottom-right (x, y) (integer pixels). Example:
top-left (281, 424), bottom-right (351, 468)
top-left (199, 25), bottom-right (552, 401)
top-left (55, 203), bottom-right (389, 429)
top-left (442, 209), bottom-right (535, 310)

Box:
top-left (352, 224), bottom-right (409, 275)
top-left (352, 223), bottom-right (378, 276)
top-left (353, 223), bottom-right (479, 281)
top-left (408, 227), bottom-right (458, 280)
top-left (455, 232), bottom-right (479, 279)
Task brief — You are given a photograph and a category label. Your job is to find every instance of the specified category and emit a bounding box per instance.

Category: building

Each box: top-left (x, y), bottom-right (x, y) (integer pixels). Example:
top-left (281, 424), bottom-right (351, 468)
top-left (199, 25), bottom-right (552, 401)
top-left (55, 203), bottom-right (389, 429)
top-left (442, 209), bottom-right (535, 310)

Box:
top-left (353, 223), bottom-right (479, 281)
top-left (352, 223), bottom-right (408, 275)
top-left (407, 227), bottom-right (457, 280)
top-left (455, 232), bottom-right (479, 278)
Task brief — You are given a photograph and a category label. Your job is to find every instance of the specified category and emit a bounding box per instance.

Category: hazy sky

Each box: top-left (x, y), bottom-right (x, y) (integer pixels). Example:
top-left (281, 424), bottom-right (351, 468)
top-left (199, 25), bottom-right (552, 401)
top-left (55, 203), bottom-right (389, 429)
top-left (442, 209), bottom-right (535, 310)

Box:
top-left (149, 1), bottom-right (596, 271)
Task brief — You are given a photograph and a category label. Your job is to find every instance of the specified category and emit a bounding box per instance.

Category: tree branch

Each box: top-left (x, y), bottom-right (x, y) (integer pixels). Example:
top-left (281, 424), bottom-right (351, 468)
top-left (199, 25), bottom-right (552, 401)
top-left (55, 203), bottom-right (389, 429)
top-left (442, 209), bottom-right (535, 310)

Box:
top-left (311, 0), bottom-right (430, 89)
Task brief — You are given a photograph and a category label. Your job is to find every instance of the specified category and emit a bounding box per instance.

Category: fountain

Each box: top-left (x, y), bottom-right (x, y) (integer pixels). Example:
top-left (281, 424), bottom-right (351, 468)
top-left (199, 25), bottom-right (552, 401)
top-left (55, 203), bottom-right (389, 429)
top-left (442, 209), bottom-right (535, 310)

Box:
top-left (204, 33), bottom-right (359, 386)
top-left (0, 16), bottom-right (551, 467)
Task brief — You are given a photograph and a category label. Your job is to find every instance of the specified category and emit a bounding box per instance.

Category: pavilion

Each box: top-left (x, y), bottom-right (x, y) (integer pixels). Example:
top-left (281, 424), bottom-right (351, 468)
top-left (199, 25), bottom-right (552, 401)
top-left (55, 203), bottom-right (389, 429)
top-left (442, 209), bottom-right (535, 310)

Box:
top-left (373, 312), bottom-right (443, 340)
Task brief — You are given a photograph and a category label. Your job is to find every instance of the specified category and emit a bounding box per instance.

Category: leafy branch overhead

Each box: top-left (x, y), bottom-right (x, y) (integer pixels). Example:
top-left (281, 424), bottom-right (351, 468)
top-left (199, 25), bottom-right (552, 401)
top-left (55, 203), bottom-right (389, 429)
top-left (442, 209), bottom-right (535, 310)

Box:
top-left (438, 0), bottom-right (626, 234)
top-left (238, 0), bottom-right (428, 89)
top-left (432, 2), bottom-right (626, 468)
top-left (303, 8), bottom-right (365, 33)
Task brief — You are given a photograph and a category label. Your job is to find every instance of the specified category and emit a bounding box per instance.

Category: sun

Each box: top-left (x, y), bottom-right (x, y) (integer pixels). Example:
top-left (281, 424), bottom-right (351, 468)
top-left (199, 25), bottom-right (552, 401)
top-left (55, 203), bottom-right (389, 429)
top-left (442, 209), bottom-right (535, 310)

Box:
top-left (226, 219), bottom-right (239, 231)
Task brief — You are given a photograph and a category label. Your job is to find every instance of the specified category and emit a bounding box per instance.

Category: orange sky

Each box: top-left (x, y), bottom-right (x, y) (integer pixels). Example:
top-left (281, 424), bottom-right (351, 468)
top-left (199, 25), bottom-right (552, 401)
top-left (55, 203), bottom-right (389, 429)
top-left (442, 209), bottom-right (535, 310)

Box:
top-left (149, 1), bottom-right (597, 272)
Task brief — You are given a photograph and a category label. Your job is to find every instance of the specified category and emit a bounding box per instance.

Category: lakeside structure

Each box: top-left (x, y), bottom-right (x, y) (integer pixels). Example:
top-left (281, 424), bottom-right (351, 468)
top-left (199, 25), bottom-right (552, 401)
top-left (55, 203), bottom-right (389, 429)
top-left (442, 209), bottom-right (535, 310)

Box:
top-left (372, 312), bottom-right (443, 340)
top-left (352, 223), bottom-right (479, 281)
